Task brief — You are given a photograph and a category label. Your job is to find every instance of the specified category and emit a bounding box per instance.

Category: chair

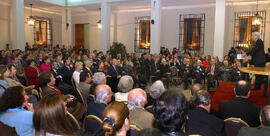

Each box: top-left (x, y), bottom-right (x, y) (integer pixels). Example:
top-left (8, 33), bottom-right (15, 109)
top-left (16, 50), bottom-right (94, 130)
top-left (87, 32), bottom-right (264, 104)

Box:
top-left (224, 117), bottom-right (249, 136)
top-left (74, 88), bottom-right (86, 106)
top-left (38, 87), bottom-right (43, 99)
top-left (87, 94), bottom-right (95, 103)
top-left (66, 111), bottom-right (81, 130)
top-left (71, 76), bottom-right (76, 90)
top-left (83, 115), bottom-right (103, 132)
top-left (145, 105), bottom-right (153, 114)
top-left (170, 66), bottom-right (181, 85)
top-left (130, 124), bottom-right (141, 136)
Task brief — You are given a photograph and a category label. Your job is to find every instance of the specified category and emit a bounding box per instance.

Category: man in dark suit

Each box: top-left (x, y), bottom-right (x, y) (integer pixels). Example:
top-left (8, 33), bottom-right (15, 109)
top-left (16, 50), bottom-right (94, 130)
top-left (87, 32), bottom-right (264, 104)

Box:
top-left (83, 59), bottom-right (95, 77)
top-left (238, 105), bottom-right (270, 136)
top-left (108, 59), bottom-right (121, 93)
top-left (60, 58), bottom-right (74, 85)
top-left (186, 90), bottom-right (225, 136)
top-left (218, 80), bottom-right (261, 127)
top-left (86, 85), bottom-right (112, 120)
top-left (247, 32), bottom-right (266, 90)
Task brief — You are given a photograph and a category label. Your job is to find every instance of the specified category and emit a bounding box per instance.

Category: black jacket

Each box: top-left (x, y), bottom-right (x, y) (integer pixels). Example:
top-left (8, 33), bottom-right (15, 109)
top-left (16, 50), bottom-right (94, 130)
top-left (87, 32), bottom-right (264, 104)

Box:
top-left (218, 97), bottom-right (261, 127)
top-left (247, 38), bottom-right (266, 67)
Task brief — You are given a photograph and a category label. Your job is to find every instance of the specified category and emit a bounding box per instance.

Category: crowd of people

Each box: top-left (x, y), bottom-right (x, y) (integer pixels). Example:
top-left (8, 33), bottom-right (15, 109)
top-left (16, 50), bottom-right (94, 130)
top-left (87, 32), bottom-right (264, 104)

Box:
top-left (0, 32), bottom-right (269, 136)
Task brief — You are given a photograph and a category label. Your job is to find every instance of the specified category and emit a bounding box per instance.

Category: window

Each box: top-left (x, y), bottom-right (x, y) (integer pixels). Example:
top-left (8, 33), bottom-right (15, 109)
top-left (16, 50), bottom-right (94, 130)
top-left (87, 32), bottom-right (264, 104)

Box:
top-left (33, 17), bottom-right (52, 46)
top-left (134, 16), bottom-right (151, 53)
top-left (179, 14), bottom-right (205, 53)
top-left (233, 11), bottom-right (265, 48)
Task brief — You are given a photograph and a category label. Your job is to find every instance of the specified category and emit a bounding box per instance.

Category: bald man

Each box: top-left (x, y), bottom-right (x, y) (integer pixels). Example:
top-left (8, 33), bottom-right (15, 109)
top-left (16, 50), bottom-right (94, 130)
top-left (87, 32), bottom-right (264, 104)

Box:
top-left (86, 85), bottom-right (112, 119)
top-left (127, 88), bottom-right (154, 129)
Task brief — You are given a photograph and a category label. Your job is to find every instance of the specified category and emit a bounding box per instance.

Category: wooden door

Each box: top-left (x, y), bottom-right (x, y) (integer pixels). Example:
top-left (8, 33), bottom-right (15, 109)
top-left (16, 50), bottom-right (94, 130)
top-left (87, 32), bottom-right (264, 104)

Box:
top-left (75, 24), bottom-right (84, 49)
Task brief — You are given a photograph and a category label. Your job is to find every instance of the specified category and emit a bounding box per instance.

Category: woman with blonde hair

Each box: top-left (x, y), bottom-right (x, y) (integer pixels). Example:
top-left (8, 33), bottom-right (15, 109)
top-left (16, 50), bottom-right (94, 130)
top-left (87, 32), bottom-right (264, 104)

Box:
top-left (72, 61), bottom-right (83, 87)
top-left (98, 101), bottom-right (130, 136)
top-left (33, 94), bottom-right (74, 136)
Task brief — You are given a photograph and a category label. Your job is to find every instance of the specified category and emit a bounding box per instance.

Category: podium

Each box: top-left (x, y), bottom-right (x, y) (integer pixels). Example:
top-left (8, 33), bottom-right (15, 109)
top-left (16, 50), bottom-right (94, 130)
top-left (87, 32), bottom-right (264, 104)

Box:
top-left (240, 67), bottom-right (270, 104)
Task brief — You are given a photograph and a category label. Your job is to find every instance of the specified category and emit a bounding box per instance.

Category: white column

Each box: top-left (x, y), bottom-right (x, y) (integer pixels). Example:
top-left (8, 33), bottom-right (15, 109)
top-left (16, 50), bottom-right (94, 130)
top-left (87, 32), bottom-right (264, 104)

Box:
top-left (213, 0), bottom-right (226, 60)
top-left (150, 0), bottom-right (162, 54)
top-left (100, 2), bottom-right (111, 53)
top-left (62, 7), bottom-right (71, 48)
top-left (11, 0), bottom-right (25, 50)
top-left (113, 13), bottom-right (117, 42)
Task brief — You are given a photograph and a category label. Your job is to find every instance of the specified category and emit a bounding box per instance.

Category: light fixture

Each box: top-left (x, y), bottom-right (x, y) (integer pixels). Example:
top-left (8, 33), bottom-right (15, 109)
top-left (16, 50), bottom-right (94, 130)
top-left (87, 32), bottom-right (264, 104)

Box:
top-left (27, 4), bottom-right (35, 25)
top-left (253, 0), bottom-right (262, 25)
top-left (97, 20), bottom-right (102, 29)
top-left (97, 8), bottom-right (102, 29)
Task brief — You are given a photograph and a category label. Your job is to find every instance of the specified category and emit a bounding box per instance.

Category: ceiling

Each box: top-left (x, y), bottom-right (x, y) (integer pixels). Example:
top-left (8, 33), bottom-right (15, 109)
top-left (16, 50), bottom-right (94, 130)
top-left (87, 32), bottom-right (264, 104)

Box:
top-left (1, 0), bottom-right (269, 16)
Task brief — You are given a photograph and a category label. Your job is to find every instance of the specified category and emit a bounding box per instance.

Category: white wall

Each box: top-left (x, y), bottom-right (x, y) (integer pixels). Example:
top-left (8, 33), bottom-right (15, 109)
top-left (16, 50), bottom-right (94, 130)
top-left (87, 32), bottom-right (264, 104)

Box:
top-left (24, 8), bottom-right (62, 47)
top-left (0, 4), bottom-right (10, 49)
top-left (0, 3), bottom-right (62, 50)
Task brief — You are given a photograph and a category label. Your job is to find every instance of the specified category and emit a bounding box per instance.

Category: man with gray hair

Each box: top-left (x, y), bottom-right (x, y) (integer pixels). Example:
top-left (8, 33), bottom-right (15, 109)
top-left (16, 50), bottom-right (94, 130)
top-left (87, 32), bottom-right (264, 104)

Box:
top-left (186, 90), bottom-right (225, 136)
top-left (238, 105), bottom-right (270, 136)
top-left (128, 88), bottom-right (154, 129)
top-left (115, 75), bottom-right (134, 102)
top-left (83, 59), bottom-right (95, 76)
top-left (93, 72), bottom-right (106, 85)
top-left (86, 85), bottom-right (112, 119)
top-left (246, 32), bottom-right (266, 90)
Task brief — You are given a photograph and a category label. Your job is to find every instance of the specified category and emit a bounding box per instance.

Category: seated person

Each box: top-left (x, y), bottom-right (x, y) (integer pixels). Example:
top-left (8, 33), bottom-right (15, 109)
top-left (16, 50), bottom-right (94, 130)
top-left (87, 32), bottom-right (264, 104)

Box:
top-left (238, 105), bottom-right (270, 136)
top-left (78, 71), bottom-right (92, 102)
top-left (87, 85), bottom-right (112, 120)
top-left (193, 60), bottom-right (205, 84)
top-left (0, 86), bottom-right (34, 136)
top-left (127, 88), bottom-right (154, 129)
top-left (146, 80), bottom-right (165, 107)
top-left (218, 80), bottom-right (261, 127)
top-left (96, 101), bottom-right (130, 136)
top-left (150, 88), bottom-right (188, 135)
top-left (33, 94), bottom-right (74, 136)
top-left (186, 90), bottom-right (225, 136)
top-left (115, 75), bottom-right (134, 102)
top-left (158, 59), bottom-right (170, 88)
top-left (93, 72), bottom-right (107, 85)
top-left (72, 61), bottom-right (83, 88)
top-left (206, 59), bottom-right (218, 89)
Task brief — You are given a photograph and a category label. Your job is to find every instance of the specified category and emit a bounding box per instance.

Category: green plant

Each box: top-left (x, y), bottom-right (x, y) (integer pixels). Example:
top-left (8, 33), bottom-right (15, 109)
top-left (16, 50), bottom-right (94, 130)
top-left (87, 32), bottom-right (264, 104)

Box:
top-left (109, 42), bottom-right (126, 58)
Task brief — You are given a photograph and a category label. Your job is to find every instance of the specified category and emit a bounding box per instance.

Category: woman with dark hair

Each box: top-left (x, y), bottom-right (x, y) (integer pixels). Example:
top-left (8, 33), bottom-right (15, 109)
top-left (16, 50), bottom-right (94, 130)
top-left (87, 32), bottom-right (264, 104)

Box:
top-left (39, 71), bottom-right (61, 97)
top-left (33, 94), bottom-right (74, 136)
top-left (39, 71), bottom-right (85, 121)
top-left (0, 86), bottom-right (34, 136)
top-left (0, 65), bottom-right (10, 97)
top-left (24, 59), bottom-right (40, 90)
top-left (97, 101), bottom-right (130, 136)
top-left (152, 88), bottom-right (188, 136)
top-left (40, 56), bottom-right (51, 72)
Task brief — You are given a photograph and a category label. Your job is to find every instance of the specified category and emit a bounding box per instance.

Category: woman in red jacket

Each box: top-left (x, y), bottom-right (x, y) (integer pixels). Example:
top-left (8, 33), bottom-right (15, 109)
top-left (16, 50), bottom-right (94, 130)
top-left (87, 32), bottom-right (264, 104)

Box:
top-left (24, 59), bottom-right (40, 90)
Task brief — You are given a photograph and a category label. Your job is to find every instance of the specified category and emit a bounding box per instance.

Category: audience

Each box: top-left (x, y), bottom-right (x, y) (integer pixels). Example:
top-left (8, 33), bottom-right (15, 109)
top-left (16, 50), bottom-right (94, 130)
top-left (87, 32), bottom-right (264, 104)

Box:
top-left (219, 80), bottom-right (261, 127)
top-left (0, 86), bottom-right (34, 136)
top-left (33, 94), bottom-right (74, 136)
top-left (238, 105), bottom-right (270, 136)
top-left (127, 88), bottom-right (154, 129)
top-left (0, 45), bottom-right (267, 136)
top-left (115, 75), bottom-right (134, 102)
